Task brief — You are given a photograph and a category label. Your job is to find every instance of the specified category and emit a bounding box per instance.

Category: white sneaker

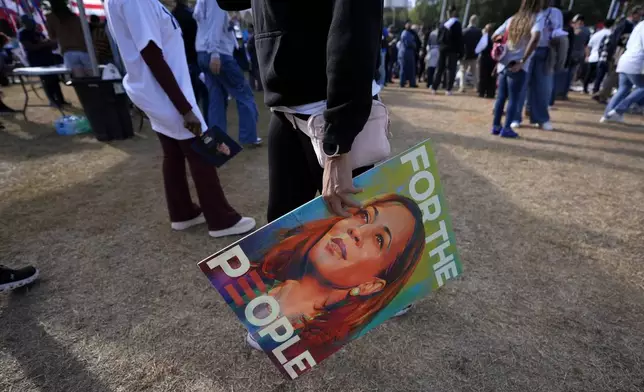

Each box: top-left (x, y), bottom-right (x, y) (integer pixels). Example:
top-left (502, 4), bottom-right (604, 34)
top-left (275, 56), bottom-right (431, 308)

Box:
top-left (445, 90), bottom-right (453, 96)
top-left (246, 332), bottom-right (262, 351)
top-left (510, 121), bottom-right (521, 130)
top-left (209, 217), bottom-right (256, 238)
top-left (171, 214), bottom-right (206, 231)
top-left (605, 110), bottom-right (625, 123)
top-left (246, 137), bottom-right (262, 147)
top-left (392, 304), bottom-right (413, 317)
top-left (431, 89), bottom-right (437, 95)
top-left (541, 121), bottom-right (554, 131)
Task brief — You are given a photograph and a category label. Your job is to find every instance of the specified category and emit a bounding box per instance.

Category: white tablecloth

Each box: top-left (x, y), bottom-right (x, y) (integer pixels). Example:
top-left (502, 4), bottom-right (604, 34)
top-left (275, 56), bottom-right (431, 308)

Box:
top-left (12, 66), bottom-right (71, 76)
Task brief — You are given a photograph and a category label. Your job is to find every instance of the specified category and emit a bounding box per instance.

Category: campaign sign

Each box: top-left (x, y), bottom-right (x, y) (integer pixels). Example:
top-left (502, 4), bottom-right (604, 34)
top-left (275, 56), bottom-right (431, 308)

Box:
top-left (191, 125), bottom-right (242, 168)
top-left (198, 139), bottom-right (462, 379)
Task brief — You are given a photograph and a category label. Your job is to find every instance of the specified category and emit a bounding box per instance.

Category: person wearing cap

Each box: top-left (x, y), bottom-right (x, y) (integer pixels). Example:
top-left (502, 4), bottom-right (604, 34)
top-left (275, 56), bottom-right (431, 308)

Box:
top-left (584, 19), bottom-right (614, 94)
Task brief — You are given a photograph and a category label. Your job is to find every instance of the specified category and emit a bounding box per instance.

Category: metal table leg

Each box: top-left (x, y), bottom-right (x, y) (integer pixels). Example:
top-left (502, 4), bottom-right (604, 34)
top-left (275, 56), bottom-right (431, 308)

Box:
top-left (19, 75), bottom-right (29, 121)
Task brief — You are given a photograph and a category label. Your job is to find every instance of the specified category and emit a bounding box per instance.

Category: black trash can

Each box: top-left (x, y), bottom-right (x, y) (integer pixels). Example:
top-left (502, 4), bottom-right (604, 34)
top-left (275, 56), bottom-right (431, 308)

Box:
top-left (69, 77), bottom-right (134, 141)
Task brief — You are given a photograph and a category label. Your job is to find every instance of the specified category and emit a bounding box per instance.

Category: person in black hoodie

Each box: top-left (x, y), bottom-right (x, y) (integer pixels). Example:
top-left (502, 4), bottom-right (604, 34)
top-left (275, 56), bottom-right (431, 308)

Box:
top-left (431, 5), bottom-right (463, 95)
top-left (477, 23), bottom-right (496, 99)
top-left (216, 0), bottom-right (382, 223)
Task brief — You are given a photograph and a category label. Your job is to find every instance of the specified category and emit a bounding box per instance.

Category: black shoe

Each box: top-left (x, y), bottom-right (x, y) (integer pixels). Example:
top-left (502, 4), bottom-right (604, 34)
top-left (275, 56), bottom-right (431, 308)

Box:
top-left (0, 265), bottom-right (39, 292)
top-left (0, 104), bottom-right (17, 114)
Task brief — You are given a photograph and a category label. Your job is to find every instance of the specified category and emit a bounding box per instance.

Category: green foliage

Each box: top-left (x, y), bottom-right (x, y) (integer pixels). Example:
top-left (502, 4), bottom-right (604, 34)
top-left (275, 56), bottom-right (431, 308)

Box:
top-left (404, 0), bottom-right (612, 30)
top-left (409, 0), bottom-right (441, 27)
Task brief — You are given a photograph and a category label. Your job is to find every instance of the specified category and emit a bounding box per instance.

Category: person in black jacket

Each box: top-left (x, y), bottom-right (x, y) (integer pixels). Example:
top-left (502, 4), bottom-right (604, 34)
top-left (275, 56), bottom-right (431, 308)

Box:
top-left (459, 15), bottom-right (482, 93)
top-left (217, 0), bottom-right (382, 222)
top-left (477, 23), bottom-right (496, 99)
top-left (431, 5), bottom-right (463, 95)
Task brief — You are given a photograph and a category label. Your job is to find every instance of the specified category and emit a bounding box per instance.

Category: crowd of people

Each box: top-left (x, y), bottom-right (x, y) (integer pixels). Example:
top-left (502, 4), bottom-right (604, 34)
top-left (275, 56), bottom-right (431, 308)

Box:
top-left (3, 0), bottom-right (644, 353)
top-left (383, 1), bottom-right (644, 137)
top-left (0, 0), bottom-right (113, 109)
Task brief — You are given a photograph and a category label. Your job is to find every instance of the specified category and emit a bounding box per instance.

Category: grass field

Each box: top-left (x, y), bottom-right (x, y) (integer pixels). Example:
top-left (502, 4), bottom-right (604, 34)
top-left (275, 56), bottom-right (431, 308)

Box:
top-left (1, 82), bottom-right (643, 392)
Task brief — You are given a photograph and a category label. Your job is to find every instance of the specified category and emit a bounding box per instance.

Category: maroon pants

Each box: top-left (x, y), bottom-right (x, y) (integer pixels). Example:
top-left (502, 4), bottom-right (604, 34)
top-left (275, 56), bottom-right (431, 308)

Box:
top-left (157, 133), bottom-right (240, 231)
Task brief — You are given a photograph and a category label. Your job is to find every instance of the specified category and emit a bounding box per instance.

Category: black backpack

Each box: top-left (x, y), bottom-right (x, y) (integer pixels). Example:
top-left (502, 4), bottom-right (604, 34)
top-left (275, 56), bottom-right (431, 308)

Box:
top-left (437, 25), bottom-right (451, 47)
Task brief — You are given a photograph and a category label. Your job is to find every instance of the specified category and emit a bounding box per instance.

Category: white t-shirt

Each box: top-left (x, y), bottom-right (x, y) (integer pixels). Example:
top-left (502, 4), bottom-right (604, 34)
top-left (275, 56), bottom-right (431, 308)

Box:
top-left (587, 28), bottom-right (611, 63)
top-left (273, 82), bottom-right (382, 115)
top-left (105, 0), bottom-right (206, 140)
top-left (616, 21), bottom-right (644, 75)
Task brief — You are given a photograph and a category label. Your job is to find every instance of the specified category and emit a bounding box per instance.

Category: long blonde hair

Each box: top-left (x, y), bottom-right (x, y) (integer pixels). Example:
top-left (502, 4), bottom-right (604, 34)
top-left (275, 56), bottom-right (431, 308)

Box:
top-left (508, 0), bottom-right (543, 49)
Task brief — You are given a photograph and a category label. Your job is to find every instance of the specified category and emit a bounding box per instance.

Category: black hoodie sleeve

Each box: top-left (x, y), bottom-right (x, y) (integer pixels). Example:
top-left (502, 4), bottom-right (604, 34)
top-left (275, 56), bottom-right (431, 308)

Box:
top-left (217, 0), bottom-right (251, 11)
top-left (323, 0), bottom-right (383, 154)
top-left (451, 21), bottom-right (464, 56)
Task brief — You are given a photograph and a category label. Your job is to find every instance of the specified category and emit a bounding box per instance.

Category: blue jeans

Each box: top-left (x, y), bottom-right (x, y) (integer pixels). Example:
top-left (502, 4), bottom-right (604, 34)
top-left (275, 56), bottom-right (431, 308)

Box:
top-left (197, 52), bottom-right (258, 144)
top-left (378, 50), bottom-right (386, 86)
top-left (493, 69), bottom-right (526, 129)
top-left (518, 47), bottom-right (551, 124)
top-left (605, 73), bottom-right (644, 115)
top-left (63, 51), bottom-right (91, 71)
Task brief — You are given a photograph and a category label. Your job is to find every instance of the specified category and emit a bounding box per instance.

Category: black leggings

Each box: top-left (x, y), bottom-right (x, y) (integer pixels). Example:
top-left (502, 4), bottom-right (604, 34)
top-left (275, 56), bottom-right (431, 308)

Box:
top-left (267, 112), bottom-right (371, 223)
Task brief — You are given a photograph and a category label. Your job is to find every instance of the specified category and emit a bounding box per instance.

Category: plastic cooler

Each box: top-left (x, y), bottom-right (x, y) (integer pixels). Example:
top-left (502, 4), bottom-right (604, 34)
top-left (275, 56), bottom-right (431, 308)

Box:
top-left (70, 77), bottom-right (134, 141)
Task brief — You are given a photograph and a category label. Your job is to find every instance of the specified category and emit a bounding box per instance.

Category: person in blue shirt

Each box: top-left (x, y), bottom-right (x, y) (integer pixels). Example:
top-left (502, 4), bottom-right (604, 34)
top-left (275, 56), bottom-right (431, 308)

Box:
top-left (399, 21), bottom-right (418, 88)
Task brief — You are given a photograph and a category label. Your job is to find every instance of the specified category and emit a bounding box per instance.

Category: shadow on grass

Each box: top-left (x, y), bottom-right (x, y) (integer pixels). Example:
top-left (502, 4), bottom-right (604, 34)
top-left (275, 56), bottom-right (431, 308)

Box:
top-left (553, 127), bottom-right (644, 145)
top-left (520, 136), bottom-right (644, 159)
top-left (0, 102), bottom-right (643, 391)
top-left (0, 288), bottom-right (112, 392)
top-left (388, 111), bottom-right (644, 176)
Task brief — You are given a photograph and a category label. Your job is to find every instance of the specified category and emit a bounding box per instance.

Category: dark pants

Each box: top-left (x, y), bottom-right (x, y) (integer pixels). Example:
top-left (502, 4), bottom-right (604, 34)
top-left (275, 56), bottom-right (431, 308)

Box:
top-left (40, 75), bottom-right (66, 105)
top-left (584, 62), bottom-right (598, 93)
top-left (156, 132), bottom-right (240, 230)
top-left (248, 63), bottom-right (262, 91)
top-left (31, 56), bottom-right (66, 105)
top-left (432, 50), bottom-right (458, 91)
top-left (594, 61), bottom-right (609, 95)
top-left (418, 54), bottom-right (426, 82)
top-left (425, 66), bottom-right (436, 88)
top-left (267, 112), bottom-right (371, 223)
top-left (478, 58), bottom-right (496, 98)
